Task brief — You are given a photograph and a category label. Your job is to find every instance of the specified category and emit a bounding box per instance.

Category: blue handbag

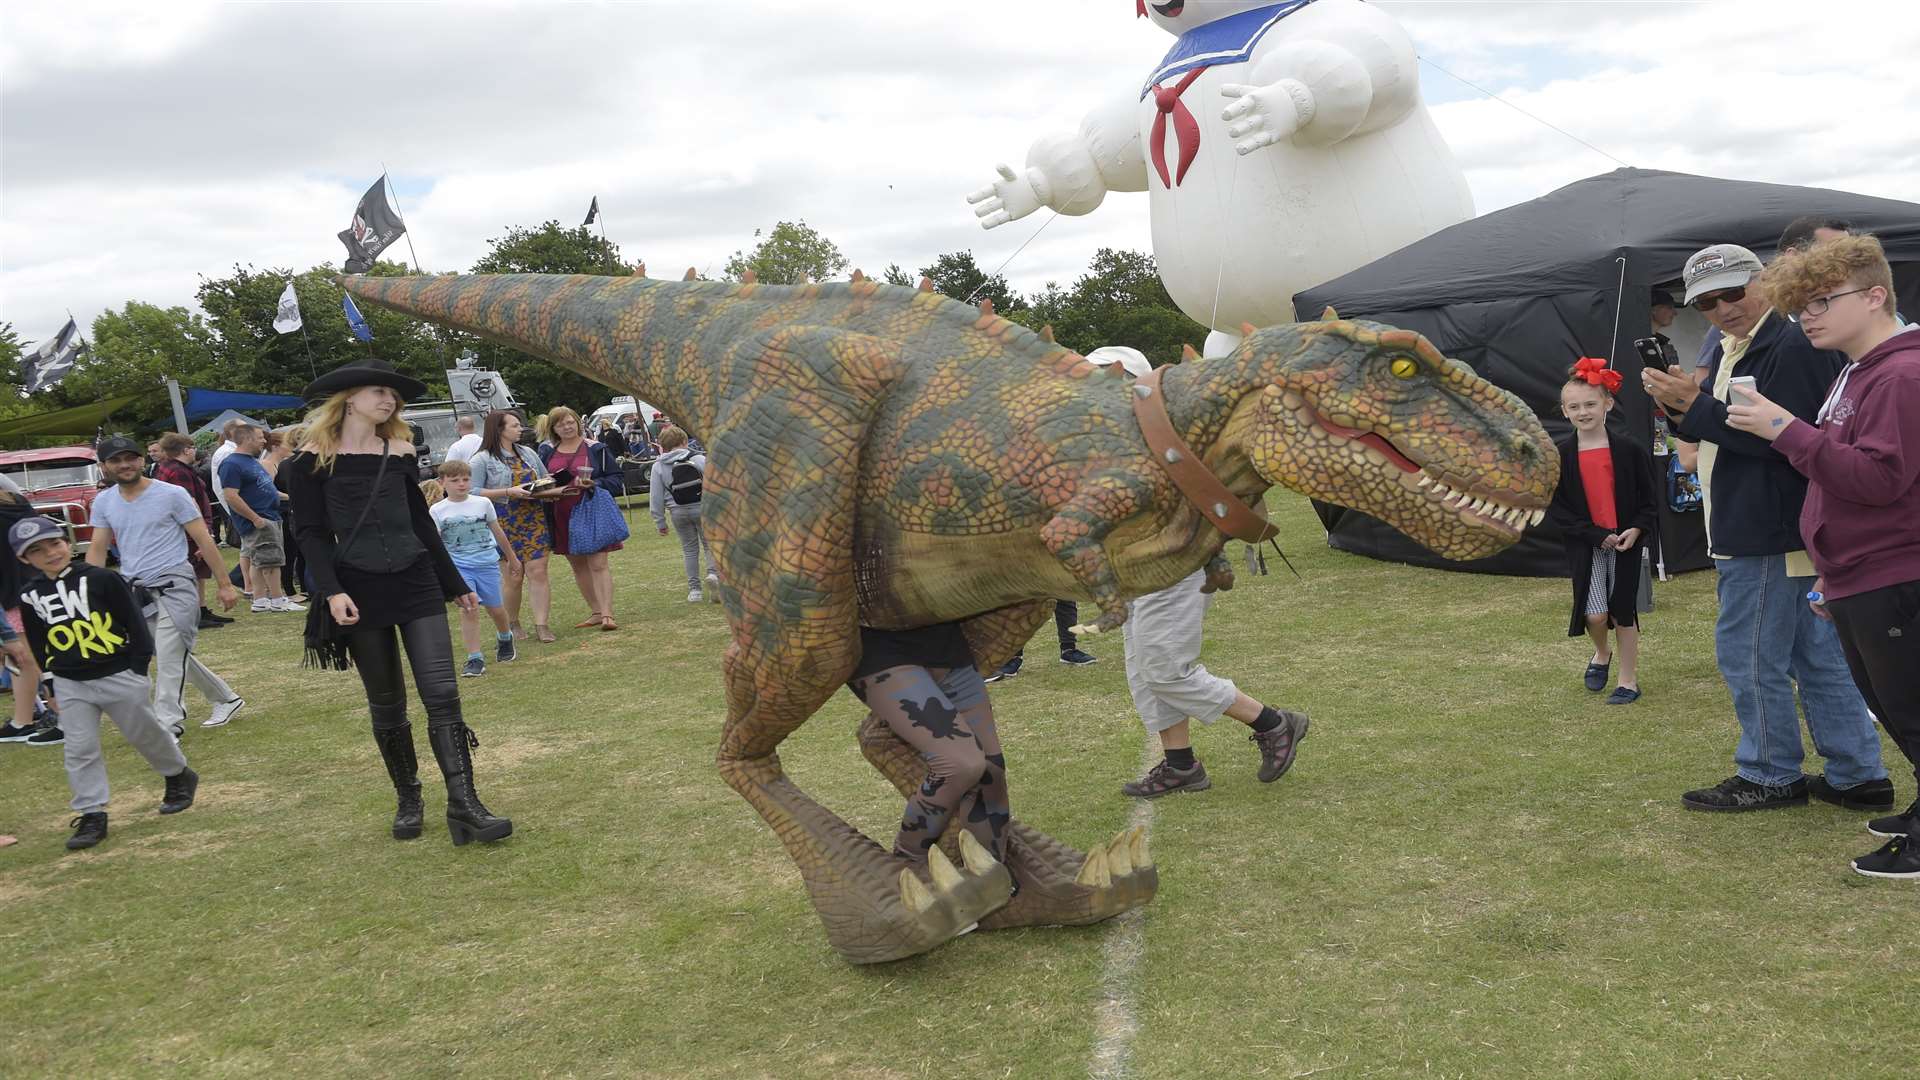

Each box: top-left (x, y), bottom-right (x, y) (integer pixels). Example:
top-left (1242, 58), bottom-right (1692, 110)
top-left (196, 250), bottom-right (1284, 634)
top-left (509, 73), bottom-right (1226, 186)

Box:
top-left (567, 487), bottom-right (630, 555)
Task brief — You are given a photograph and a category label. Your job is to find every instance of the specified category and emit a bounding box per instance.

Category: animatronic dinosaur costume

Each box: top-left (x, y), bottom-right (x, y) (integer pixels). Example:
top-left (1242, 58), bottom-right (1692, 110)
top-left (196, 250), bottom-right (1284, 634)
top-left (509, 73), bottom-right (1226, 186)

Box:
top-left (340, 270), bottom-right (1557, 963)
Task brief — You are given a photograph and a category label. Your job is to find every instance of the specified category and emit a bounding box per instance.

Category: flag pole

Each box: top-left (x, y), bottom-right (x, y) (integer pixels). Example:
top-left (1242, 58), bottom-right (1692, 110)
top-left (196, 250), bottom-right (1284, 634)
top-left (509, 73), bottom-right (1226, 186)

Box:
top-left (297, 322), bottom-right (319, 381)
top-left (381, 164), bottom-right (424, 274)
top-left (597, 206), bottom-right (613, 273)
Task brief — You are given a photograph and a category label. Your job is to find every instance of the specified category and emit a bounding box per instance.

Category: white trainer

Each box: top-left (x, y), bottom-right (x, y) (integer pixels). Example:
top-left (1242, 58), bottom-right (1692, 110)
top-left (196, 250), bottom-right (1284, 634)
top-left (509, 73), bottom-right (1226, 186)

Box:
top-left (687, 588), bottom-right (704, 603)
top-left (203, 697), bottom-right (246, 728)
top-left (271, 597), bottom-right (307, 613)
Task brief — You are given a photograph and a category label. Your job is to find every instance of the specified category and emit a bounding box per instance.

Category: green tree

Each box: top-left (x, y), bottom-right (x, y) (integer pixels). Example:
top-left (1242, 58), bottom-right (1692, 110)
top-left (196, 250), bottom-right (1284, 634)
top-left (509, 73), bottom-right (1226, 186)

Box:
top-left (918, 251), bottom-right (1023, 313)
top-left (1004, 248), bottom-right (1206, 368)
top-left (880, 263), bottom-right (914, 287)
top-left (63, 302), bottom-right (220, 406)
top-left (464, 221), bottom-right (640, 414)
top-left (723, 220), bottom-right (848, 285)
top-left (0, 322), bottom-right (20, 375)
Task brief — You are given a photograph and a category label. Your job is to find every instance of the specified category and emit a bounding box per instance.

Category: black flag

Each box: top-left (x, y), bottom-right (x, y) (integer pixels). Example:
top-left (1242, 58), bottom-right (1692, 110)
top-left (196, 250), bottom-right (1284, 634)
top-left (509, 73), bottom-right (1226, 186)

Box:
top-left (337, 176), bottom-right (407, 274)
top-left (19, 318), bottom-right (84, 394)
top-left (583, 196), bottom-right (599, 227)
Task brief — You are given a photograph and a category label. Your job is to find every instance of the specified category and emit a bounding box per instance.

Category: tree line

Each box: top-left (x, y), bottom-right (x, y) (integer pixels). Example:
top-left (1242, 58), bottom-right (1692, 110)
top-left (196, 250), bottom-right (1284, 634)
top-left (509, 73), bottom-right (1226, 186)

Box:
top-left (0, 220), bottom-right (1208, 434)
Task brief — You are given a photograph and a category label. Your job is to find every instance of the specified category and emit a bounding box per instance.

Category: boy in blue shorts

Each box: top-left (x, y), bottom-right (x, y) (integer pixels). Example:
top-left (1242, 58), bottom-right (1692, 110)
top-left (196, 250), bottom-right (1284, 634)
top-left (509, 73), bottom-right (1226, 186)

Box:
top-left (430, 460), bottom-right (520, 677)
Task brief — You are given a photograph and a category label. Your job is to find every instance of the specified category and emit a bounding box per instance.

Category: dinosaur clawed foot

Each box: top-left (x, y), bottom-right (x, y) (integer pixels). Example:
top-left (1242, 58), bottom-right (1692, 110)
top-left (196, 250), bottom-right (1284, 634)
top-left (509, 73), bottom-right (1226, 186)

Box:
top-left (979, 824), bottom-right (1157, 931)
top-left (850, 834), bottom-right (1013, 964)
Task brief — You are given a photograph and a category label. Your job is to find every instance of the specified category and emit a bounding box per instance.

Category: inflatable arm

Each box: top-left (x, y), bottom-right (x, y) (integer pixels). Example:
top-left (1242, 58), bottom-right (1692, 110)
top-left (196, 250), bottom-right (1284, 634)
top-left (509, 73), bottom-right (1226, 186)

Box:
top-left (1218, 13), bottom-right (1421, 154)
top-left (968, 97), bottom-right (1147, 230)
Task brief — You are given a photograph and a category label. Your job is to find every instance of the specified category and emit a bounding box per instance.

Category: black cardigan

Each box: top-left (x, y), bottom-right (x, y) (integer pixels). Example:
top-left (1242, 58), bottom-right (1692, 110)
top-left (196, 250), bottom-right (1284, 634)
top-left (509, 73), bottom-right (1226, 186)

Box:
top-left (1546, 431), bottom-right (1659, 636)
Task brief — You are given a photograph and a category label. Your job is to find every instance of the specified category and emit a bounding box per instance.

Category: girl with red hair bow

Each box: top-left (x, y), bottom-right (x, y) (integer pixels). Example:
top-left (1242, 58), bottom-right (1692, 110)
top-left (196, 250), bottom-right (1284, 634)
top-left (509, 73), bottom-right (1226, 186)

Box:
top-left (1546, 359), bottom-right (1659, 704)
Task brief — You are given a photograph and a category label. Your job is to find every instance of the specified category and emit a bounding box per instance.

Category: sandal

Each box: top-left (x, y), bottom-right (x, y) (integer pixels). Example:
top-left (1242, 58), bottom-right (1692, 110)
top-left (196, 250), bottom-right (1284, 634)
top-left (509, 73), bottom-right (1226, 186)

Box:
top-left (574, 614), bottom-right (606, 629)
top-left (535, 624), bottom-right (557, 643)
top-left (599, 616), bottom-right (619, 632)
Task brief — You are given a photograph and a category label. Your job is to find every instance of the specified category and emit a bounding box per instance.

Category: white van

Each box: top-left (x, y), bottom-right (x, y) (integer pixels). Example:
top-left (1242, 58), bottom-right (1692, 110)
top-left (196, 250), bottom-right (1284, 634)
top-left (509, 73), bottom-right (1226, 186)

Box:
top-left (588, 396), bottom-right (660, 436)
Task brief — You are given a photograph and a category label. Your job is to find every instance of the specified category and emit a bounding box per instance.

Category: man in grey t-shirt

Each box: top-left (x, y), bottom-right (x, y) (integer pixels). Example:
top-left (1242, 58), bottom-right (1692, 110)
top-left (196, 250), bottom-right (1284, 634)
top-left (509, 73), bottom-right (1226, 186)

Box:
top-left (88, 436), bottom-right (245, 736)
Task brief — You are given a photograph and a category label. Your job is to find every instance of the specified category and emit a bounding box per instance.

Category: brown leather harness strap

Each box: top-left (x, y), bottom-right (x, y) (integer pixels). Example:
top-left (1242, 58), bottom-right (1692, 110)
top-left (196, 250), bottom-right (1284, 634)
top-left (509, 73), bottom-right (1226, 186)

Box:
top-left (1130, 365), bottom-right (1277, 543)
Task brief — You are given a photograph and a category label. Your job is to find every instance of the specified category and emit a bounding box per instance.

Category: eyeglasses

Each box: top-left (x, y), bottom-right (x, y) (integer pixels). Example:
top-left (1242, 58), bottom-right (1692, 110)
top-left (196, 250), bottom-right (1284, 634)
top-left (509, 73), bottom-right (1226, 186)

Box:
top-left (1792, 287), bottom-right (1872, 320)
top-left (1691, 286), bottom-right (1746, 312)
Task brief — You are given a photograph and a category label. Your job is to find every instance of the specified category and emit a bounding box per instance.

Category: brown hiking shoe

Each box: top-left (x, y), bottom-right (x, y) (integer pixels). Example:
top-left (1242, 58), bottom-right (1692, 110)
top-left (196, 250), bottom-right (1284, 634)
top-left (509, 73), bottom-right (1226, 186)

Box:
top-left (1121, 759), bottom-right (1211, 799)
top-left (1251, 709), bottom-right (1309, 783)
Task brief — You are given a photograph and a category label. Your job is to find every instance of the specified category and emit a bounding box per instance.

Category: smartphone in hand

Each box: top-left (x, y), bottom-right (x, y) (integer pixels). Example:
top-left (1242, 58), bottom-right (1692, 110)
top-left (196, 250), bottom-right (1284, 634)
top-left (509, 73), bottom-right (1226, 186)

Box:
top-left (1727, 375), bottom-right (1759, 407)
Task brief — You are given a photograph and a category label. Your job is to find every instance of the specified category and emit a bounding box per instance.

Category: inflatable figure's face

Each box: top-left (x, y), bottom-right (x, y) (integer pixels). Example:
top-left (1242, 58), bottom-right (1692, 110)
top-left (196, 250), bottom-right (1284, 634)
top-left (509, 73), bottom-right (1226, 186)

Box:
top-left (1140, 0), bottom-right (1274, 36)
top-left (1240, 320), bottom-right (1559, 561)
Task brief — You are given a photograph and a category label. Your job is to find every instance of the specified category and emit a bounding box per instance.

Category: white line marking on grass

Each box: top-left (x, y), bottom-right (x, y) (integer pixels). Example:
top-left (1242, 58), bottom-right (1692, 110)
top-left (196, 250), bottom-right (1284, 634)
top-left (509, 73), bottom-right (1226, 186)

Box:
top-left (1088, 734), bottom-right (1160, 1080)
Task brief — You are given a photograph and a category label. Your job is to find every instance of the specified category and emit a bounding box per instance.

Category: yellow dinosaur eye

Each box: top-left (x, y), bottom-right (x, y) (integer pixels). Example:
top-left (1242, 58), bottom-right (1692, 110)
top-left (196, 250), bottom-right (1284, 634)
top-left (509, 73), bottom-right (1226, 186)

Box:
top-left (1390, 357), bottom-right (1418, 379)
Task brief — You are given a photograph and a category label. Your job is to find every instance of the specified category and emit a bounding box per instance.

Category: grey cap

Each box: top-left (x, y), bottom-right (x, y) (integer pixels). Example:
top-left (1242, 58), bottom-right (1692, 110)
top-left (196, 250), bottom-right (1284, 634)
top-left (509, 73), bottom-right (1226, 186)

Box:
top-left (1681, 244), bottom-right (1765, 304)
top-left (9, 516), bottom-right (67, 558)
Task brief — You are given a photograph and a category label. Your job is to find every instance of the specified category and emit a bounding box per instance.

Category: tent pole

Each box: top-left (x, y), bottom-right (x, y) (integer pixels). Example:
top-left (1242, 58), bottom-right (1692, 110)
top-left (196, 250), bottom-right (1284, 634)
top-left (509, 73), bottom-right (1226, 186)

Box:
top-left (166, 378), bottom-right (189, 435)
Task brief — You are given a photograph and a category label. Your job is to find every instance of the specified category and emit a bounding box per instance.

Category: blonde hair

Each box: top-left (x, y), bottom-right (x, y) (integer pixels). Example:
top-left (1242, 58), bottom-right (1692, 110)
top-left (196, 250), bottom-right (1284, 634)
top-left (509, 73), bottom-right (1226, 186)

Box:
top-left (545, 405), bottom-right (581, 443)
top-left (1760, 234), bottom-right (1896, 321)
top-left (418, 478), bottom-right (444, 506)
top-left (436, 458), bottom-right (472, 480)
top-left (656, 425), bottom-right (688, 451)
top-left (300, 389), bottom-right (412, 472)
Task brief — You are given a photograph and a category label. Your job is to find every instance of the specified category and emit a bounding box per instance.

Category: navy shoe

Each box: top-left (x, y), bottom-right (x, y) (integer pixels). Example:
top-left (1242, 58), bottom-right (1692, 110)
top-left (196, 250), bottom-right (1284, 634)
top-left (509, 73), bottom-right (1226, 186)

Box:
top-left (1583, 660), bottom-right (1610, 692)
top-left (1604, 686), bottom-right (1641, 705)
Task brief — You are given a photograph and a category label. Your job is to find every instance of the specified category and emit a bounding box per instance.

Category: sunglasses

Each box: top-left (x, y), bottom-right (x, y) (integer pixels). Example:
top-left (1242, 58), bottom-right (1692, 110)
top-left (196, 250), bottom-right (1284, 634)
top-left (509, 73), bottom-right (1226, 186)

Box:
top-left (1691, 286), bottom-right (1746, 312)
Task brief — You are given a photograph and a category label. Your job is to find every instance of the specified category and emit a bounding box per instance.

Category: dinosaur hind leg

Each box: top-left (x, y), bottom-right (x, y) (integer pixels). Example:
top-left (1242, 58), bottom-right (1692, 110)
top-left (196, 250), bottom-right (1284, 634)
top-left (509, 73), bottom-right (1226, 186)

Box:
top-left (705, 326), bottom-right (1010, 964)
top-left (857, 600), bottom-right (1158, 930)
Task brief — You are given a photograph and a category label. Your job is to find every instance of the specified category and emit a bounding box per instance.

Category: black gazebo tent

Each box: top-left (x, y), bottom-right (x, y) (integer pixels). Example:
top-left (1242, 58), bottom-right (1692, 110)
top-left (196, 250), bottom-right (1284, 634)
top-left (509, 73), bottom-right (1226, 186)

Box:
top-left (1293, 167), bottom-right (1920, 576)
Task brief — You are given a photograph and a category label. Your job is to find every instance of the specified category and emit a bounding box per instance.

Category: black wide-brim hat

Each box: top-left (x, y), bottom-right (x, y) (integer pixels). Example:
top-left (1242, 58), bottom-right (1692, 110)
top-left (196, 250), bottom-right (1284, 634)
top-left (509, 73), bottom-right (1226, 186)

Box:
top-left (302, 358), bottom-right (428, 404)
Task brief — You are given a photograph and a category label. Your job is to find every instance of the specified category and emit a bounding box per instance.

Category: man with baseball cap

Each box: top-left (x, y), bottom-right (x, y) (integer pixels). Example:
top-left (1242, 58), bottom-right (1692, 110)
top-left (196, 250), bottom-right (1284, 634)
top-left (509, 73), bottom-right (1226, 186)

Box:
top-left (11, 515), bottom-right (199, 850)
top-left (1644, 244), bottom-right (1887, 814)
top-left (87, 435), bottom-right (245, 737)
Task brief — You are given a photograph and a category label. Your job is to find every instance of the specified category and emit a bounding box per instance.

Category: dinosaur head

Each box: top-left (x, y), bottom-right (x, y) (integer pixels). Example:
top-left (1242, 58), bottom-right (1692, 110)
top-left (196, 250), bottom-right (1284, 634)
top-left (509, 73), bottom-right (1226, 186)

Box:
top-left (1237, 317), bottom-right (1558, 561)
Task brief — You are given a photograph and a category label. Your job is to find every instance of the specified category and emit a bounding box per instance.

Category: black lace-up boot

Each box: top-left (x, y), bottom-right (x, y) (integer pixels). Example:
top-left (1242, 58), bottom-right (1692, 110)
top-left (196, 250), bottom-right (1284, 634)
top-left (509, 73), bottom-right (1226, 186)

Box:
top-left (373, 724), bottom-right (425, 840)
top-left (428, 722), bottom-right (512, 846)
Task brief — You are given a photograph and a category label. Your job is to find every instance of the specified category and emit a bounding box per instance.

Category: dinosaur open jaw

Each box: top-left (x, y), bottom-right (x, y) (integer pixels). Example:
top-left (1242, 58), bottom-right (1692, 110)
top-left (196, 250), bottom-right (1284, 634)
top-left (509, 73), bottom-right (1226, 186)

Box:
top-left (1294, 398), bottom-right (1543, 537)
top-left (1151, 1), bottom-right (1185, 16)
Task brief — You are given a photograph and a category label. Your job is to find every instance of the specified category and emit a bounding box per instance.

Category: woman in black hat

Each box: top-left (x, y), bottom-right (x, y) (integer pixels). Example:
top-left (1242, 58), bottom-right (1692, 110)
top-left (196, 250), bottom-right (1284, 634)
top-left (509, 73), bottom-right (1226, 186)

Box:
top-left (284, 359), bottom-right (512, 846)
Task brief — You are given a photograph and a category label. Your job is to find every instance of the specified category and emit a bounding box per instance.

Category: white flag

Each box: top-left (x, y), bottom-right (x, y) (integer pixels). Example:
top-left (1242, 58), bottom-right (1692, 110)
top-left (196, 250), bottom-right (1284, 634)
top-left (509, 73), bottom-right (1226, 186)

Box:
top-left (273, 280), bottom-right (303, 334)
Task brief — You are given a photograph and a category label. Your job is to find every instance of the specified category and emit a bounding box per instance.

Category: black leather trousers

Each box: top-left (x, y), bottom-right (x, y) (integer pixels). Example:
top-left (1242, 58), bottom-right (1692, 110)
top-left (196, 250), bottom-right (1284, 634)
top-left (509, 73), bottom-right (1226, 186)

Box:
top-left (347, 614), bottom-right (462, 734)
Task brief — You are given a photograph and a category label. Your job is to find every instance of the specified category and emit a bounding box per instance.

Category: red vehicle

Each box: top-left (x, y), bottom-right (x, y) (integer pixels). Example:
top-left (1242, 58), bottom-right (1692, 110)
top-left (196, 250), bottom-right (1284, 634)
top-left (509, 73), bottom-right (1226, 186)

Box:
top-left (0, 446), bottom-right (102, 551)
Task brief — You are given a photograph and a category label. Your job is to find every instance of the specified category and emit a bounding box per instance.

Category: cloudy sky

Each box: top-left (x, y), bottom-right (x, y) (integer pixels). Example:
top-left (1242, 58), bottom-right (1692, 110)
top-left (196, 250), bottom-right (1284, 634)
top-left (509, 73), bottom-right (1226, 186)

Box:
top-left (3, 0), bottom-right (1916, 350)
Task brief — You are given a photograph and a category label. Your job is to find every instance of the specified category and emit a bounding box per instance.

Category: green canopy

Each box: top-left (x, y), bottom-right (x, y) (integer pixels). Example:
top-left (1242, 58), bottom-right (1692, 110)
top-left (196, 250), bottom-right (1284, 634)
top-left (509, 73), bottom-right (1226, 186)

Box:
top-left (0, 389), bottom-right (163, 440)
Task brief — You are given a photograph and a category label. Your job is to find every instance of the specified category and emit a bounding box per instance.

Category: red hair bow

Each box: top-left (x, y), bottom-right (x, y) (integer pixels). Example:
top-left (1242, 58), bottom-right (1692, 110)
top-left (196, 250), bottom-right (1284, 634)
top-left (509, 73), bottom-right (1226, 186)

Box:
top-left (1574, 356), bottom-right (1622, 393)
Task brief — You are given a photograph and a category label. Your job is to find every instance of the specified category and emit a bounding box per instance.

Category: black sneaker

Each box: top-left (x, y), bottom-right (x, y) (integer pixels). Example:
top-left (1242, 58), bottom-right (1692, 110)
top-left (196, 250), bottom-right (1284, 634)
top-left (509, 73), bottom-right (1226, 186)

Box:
top-left (0, 721), bottom-right (35, 743)
top-left (462, 657), bottom-right (486, 678)
top-left (1805, 773), bottom-right (1896, 812)
top-left (495, 636), bottom-right (517, 663)
top-left (984, 655), bottom-right (1023, 683)
top-left (159, 766), bottom-right (198, 815)
top-left (197, 611), bottom-right (227, 630)
top-left (1121, 758), bottom-right (1211, 798)
top-left (25, 724), bottom-right (63, 747)
top-left (1681, 775), bottom-right (1807, 813)
top-left (1251, 709), bottom-right (1310, 783)
top-left (66, 812), bottom-right (108, 851)
top-left (1850, 834), bottom-right (1920, 879)
top-left (1059, 648), bottom-right (1098, 666)
top-left (1868, 797), bottom-right (1920, 839)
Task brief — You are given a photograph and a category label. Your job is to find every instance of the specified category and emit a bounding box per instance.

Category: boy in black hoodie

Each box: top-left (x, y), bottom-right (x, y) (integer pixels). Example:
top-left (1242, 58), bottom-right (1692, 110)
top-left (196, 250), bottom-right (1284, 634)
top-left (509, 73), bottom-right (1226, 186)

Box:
top-left (11, 517), bottom-right (198, 851)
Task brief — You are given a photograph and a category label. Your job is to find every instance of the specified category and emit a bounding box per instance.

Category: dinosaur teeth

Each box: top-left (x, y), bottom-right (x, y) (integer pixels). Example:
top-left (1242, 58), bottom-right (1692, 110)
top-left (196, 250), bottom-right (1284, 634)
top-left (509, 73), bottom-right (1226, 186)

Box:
top-left (1416, 474), bottom-right (1431, 488)
top-left (927, 846), bottom-right (965, 891)
top-left (1076, 848), bottom-right (1112, 890)
top-left (1130, 826), bottom-right (1151, 870)
top-left (1530, 509), bottom-right (1546, 526)
top-left (1107, 830), bottom-right (1134, 876)
top-left (899, 868), bottom-right (935, 913)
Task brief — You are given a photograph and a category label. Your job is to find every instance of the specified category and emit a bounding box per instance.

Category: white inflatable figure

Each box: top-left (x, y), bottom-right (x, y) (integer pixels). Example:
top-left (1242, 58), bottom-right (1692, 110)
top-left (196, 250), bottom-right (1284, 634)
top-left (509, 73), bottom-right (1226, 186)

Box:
top-left (968, 0), bottom-right (1473, 356)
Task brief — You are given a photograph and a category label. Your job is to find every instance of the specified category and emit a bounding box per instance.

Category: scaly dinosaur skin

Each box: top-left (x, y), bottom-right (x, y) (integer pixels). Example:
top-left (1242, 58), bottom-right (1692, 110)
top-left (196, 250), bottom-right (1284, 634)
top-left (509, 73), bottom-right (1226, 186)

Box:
top-left (340, 271), bottom-right (1557, 963)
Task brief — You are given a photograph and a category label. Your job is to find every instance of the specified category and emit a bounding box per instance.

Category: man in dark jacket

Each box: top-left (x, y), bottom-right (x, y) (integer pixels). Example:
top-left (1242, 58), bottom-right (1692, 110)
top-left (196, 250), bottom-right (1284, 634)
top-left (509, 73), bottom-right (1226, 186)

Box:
top-left (1645, 243), bottom-right (1887, 813)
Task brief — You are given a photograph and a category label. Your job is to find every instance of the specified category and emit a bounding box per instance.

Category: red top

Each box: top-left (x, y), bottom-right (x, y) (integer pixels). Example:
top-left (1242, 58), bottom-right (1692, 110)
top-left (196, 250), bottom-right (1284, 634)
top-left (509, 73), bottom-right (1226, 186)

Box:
top-left (1578, 447), bottom-right (1618, 529)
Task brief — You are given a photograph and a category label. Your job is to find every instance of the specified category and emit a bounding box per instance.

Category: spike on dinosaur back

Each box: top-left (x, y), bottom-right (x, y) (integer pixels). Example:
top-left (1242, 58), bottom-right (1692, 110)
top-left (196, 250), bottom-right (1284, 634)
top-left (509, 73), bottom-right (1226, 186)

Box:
top-left (1321, 305), bottom-right (1340, 321)
top-left (851, 269), bottom-right (865, 282)
top-left (684, 267), bottom-right (698, 281)
top-left (1039, 324), bottom-right (1055, 343)
top-left (977, 298), bottom-right (994, 316)
top-left (636, 262), bottom-right (646, 278)
top-left (1181, 343), bottom-right (1200, 362)
top-left (1240, 322), bottom-right (1258, 338)
top-left (918, 277), bottom-right (934, 293)
top-left (741, 270), bottom-right (758, 284)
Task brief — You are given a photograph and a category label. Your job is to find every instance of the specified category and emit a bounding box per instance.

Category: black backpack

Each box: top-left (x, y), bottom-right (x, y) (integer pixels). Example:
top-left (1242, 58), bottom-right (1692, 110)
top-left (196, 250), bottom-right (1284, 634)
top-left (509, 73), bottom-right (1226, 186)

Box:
top-left (668, 454), bottom-right (703, 505)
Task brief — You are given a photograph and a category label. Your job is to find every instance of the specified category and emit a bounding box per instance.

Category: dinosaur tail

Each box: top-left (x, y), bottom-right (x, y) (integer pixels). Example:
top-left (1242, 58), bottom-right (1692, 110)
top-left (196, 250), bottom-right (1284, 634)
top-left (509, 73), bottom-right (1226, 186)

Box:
top-left (337, 271), bottom-right (681, 413)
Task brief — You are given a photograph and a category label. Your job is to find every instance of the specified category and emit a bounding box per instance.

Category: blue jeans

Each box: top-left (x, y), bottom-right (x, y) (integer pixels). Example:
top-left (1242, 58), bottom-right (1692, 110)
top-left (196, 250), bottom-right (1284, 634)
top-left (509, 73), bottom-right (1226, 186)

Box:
top-left (1714, 554), bottom-right (1885, 787)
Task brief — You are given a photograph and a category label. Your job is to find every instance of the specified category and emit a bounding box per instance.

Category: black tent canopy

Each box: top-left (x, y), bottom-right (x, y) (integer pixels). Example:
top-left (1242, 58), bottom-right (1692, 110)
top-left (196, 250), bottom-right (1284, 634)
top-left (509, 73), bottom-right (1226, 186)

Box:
top-left (1293, 167), bottom-right (1920, 577)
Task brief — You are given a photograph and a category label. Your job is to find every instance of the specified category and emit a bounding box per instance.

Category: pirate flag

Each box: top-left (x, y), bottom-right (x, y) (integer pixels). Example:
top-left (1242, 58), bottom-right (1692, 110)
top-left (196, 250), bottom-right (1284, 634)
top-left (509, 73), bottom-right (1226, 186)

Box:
top-left (336, 176), bottom-right (406, 274)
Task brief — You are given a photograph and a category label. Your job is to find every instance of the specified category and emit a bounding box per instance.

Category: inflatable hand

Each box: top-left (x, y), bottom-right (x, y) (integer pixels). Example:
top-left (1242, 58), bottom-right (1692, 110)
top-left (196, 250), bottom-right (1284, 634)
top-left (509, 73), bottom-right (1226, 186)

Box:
top-left (1219, 81), bottom-right (1308, 156)
top-left (967, 164), bottom-right (1044, 230)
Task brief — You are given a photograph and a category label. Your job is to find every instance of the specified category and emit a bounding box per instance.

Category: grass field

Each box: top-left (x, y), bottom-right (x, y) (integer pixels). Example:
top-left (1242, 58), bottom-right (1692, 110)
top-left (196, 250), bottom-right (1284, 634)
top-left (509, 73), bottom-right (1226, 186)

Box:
top-left (3, 492), bottom-right (1913, 1079)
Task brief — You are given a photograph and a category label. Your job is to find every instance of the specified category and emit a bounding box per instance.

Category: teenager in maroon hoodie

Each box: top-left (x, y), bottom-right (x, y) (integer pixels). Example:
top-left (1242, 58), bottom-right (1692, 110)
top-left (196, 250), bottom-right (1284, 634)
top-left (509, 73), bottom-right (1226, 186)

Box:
top-left (1729, 234), bottom-right (1920, 879)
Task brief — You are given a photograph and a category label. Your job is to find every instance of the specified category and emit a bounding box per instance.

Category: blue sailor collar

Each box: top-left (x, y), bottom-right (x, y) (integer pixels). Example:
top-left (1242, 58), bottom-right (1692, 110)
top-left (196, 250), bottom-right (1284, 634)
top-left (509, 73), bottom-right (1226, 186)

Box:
top-left (1140, 1), bottom-right (1317, 98)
